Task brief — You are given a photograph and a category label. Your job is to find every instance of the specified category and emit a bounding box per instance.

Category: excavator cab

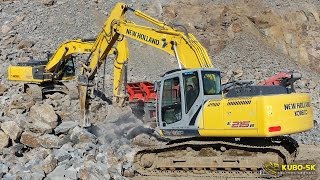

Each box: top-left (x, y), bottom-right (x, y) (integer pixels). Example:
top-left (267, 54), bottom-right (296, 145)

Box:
top-left (158, 68), bottom-right (222, 135)
top-left (61, 57), bottom-right (76, 79)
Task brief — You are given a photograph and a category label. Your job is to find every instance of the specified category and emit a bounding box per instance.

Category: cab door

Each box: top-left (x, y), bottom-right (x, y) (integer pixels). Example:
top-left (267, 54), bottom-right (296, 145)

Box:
top-left (158, 70), bottom-right (204, 136)
top-left (159, 74), bottom-right (183, 130)
top-left (181, 71), bottom-right (203, 129)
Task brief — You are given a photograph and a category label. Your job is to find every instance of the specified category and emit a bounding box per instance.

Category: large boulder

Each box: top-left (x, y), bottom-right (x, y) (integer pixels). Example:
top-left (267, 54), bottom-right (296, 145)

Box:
top-left (29, 103), bottom-right (58, 134)
top-left (1, 121), bottom-right (23, 141)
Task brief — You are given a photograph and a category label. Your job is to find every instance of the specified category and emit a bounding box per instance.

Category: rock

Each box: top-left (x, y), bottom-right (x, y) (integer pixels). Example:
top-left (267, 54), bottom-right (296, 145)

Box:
top-left (1, 24), bottom-right (12, 34)
top-left (1, 121), bottom-right (22, 141)
top-left (105, 106), bottom-right (132, 123)
top-left (30, 172), bottom-right (45, 180)
top-left (42, 0), bottom-right (56, 6)
top-left (46, 165), bottom-right (77, 179)
top-left (65, 166), bottom-right (77, 179)
top-left (52, 148), bottom-right (71, 162)
top-left (0, 163), bottom-right (9, 177)
top-left (39, 155), bottom-right (57, 174)
top-left (79, 163), bottom-right (105, 180)
top-left (233, 68), bottom-right (243, 79)
top-left (2, 173), bottom-right (16, 179)
top-left (8, 163), bottom-right (30, 177)
top-left (10, 143), bottom-right (25, 157)
top-left (28, 121), bottom-right (53, 134)
top-left (17, 39), bottom-right (35, 49)
top-left (54, 121), bottom-right (78, 134)
top-left (38, 134), bottom-right (62, 149)
top-left (0, 84), bottom-right (7, 96)
top-left (307, 80), bottom-right (317, 89)
top-left (29, 103), bottom-right (58, 133)
top-left (45, 92), bottom-right (64, 100)
top-left (20, 131), bottom-right (41, 148)
top-left (96, 162), bottom-right (111, 179)
top-left (122, 161), bottom-right (134, 177)
top-left (0, 130), bottom-right (9, 149)
top-left (70, 126), bottom-right (97, 144)
top-left (108, 166), bottom-right (123, 180)
top-left (46, 164), bottom-right (67, 180)
top-left (25, 147), bottom-right (51, 164)
top-left (61, 143), bottom-right (75, 152)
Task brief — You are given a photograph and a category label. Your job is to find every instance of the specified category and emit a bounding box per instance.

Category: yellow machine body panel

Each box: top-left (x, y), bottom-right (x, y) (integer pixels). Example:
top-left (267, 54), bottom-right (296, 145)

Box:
top-left (8, 65), bottom-right (74, 82)
top-left (8, 65), bottom-right (45, 82)
top-left (199, 93), bottom-right (313, 137)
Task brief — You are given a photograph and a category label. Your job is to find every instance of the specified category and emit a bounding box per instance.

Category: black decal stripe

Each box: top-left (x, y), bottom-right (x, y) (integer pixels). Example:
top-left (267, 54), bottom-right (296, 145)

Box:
top-left (189, 105), bottom-right (202, 126)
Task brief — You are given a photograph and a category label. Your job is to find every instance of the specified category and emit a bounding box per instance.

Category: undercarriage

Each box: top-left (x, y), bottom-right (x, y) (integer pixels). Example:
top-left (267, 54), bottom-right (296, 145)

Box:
top-left (130, 136), bottom-right (298, 178)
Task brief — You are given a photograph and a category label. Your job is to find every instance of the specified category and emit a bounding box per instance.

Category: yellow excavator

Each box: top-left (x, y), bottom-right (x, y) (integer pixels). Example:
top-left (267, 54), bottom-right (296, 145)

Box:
top-left (8, 3), bottom-right (314, 178)
top-left (7, 38), bottom-right (128, 100)
top-left (76, 3), bottom-right (314, 177)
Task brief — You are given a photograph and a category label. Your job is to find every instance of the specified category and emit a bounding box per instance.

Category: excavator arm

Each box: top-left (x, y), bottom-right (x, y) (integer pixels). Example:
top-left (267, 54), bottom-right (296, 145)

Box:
top-left (78, 3), bottom-right (214, 126)
top-left (83, 3), bottom-right (212, 80)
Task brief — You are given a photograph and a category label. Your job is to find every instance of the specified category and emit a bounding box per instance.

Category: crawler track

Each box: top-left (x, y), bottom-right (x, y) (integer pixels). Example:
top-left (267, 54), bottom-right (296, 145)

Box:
top-left (132, 136), bottom-right (298, 177)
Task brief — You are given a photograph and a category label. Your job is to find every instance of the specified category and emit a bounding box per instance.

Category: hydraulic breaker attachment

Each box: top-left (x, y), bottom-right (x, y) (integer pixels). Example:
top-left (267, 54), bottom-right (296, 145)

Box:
top-left (78, 75), bottom-right (91, 127)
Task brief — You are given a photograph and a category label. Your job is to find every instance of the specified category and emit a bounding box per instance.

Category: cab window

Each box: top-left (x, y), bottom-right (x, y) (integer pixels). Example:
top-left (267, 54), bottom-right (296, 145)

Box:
top-left (202, 71), bottom-right (221, 95)
top-left (63, 58), bottom-right (75, 77)
top-left (183, 71), bottom-right (199, 113)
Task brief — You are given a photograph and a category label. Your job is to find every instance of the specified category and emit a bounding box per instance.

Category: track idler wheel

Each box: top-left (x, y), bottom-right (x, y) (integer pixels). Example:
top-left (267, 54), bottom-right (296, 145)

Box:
top-left (140, 154), bottom-right (155, 168)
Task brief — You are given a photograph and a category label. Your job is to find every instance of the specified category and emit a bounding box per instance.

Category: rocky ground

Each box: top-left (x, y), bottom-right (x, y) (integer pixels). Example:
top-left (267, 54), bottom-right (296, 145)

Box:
top-left (0, 0), bottom-right (319, 179)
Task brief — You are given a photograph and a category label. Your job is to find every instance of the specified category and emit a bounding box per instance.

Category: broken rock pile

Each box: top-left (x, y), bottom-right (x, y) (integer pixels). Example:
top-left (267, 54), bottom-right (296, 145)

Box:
top-left (0, 94), bottom-right (146, 179)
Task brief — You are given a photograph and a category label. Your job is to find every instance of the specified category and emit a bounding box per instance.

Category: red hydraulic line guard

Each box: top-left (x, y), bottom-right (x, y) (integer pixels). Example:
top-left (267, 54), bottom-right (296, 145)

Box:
top-left (140, 82), bottom-right (157, 102)
top-left (126, 82), bottom-right (145, 102)
top-left (126, 81), bottom-right (156, 102)
top-left (258, 72), bottom-right (291, 85)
